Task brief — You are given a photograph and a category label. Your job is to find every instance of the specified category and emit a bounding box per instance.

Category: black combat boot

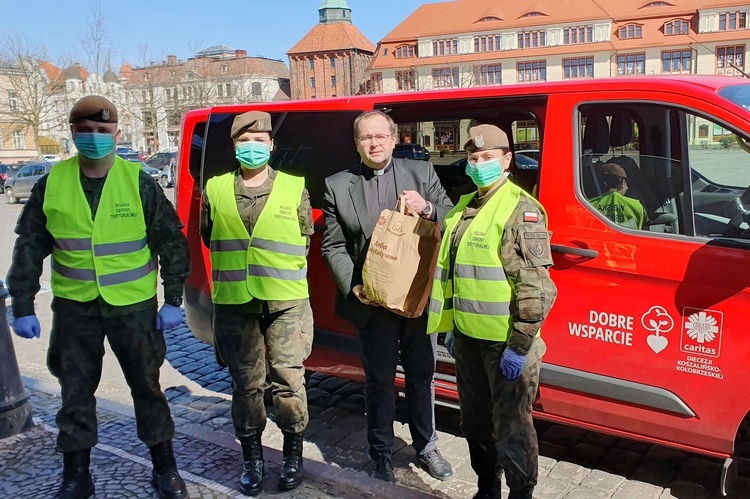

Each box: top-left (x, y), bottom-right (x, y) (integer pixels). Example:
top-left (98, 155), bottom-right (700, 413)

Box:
top-left (55, 449), bottom-right (94, 499)
top-left (239, 434), bottom-right (264, 496)
top-left (278, 432), bottom-right (304, 491)
top-left (149, 440), bottom-right (188, 499)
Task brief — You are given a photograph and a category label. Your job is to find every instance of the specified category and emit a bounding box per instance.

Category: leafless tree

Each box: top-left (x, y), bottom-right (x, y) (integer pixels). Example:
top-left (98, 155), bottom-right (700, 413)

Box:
top-left (79, 1), bottom-right (113, 95)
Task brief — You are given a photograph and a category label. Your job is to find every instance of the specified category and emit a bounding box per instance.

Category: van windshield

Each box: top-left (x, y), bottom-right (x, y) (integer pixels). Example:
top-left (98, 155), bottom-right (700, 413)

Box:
top-left (718, 83), bottom-right (750, 112)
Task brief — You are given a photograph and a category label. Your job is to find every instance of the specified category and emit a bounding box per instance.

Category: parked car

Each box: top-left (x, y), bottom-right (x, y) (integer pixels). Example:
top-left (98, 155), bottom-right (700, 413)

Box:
top-left (40, 154), bottom-right (62, 163)
top-left (118, 152), bottom-right (144, 162)
top-left (5, 161), bottom-right (52, 204)
top-left (146, 152), bottom-right (177, 170)
top-left (0, 164), bottom-right (23, 188)
top-left (141, 162), bottom-right (161, 182)
top-left (515, 149), bottom-right (541, 162)
top-left (115, 147), bottom-right (147, 161)
top-left (393, 143), bottom-right (430, 161)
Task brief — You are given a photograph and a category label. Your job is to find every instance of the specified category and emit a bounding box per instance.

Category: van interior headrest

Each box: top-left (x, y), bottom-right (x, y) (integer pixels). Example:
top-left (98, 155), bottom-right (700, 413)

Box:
top-left (610, 114), bottom-right (633, 148)
top-left (582, 114), bottom-right (610, 155)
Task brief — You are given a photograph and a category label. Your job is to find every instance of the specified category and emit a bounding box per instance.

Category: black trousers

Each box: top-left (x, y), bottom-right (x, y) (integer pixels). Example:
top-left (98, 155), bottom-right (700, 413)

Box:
top-left (47, 305), bottom-right (175, 453)
top-left (454, 331), bottom-right (543, 499)
top-left (357, 306), bottom-right (438, 459)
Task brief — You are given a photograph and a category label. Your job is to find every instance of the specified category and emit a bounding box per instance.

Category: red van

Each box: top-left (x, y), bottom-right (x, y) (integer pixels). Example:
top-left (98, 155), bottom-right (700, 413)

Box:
top-left (176, 76), bottom-right (750, 493)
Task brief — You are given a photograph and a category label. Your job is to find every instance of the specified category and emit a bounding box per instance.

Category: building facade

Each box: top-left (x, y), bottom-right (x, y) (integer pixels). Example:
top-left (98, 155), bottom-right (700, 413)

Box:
top-left (287, 0), bottom-right (376, 99)
top-left (367, 0), bottom-right (750, 150)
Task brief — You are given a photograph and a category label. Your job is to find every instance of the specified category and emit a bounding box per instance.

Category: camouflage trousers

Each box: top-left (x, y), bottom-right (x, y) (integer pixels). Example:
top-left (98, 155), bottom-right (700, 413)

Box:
top-left (47, 305), bottom-right (175, 453)
top-left (213, 301), bottom-right (313, 437)
top-left (454, 331), bottom-right (546, 499)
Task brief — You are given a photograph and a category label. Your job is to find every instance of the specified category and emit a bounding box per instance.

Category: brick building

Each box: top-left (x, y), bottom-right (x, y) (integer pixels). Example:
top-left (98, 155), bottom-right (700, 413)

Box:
top-left (287, 0), bottom-right (376, 99)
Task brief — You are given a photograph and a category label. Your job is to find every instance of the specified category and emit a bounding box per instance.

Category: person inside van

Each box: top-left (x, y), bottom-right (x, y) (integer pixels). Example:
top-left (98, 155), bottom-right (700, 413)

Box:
top-left (589, 162), bottom-right (646, 230)
top-left (199, 111), bottom-right (314, 495)
top-left (429, 124), bottom-right (556, 499)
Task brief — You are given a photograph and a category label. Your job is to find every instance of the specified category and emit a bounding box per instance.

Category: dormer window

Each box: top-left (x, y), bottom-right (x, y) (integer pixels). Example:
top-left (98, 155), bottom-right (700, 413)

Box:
top-left (478, 16), bottom-right (501, 22)
top-left (522, 12), bottom-right (545, 18)
top-left (644, 1), bottom-right (670, 6)
top-left (619, 24), bottom-right (643, 39)
top-left (395, 45), bottom-right (415, 58)
top-left (664, 19), bottom-right (689, 35)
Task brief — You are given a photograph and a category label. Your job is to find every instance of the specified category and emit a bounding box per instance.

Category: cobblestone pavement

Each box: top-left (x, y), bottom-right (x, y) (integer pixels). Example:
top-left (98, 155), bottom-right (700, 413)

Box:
top-left (4, 192), bottom-right (750, 498)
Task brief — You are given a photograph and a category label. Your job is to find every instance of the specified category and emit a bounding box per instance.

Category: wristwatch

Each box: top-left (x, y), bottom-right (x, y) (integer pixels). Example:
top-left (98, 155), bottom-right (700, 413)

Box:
top-left (164, 295), bottom-right (183, 307)
top-left (420, 201), bottom-right (433, 219)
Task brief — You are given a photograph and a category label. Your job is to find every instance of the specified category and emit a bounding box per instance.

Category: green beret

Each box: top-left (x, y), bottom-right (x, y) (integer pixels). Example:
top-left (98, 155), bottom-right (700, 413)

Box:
top-left (231, 111), bottom-right (272, 139)
top-left (69, 95), bottom-right (118, 124)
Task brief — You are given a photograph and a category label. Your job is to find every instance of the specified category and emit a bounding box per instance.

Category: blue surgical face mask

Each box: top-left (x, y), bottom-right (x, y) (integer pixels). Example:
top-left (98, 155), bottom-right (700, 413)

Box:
top-left (235, 141), bottom-right (270, 169)
top-left (465, 156), bottom-right (505, 188)
top-left (74, 132), bottom-right (116, 160)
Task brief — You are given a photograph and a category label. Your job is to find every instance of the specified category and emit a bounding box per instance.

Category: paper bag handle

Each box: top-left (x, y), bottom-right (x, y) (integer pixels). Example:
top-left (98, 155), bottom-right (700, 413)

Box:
top-left (397, 195), bottom-right (419, 217)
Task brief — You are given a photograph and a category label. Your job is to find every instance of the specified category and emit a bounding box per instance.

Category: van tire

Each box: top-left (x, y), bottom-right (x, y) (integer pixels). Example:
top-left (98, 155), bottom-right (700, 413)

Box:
top-left (5, 187), bottom-right (17, 204)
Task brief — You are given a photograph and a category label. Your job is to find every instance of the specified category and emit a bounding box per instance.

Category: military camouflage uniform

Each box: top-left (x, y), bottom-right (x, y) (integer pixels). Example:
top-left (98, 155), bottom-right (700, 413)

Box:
top-left (449, 185), bottom-right (556, 499)
top-left (7, 168), bottom-right (190, 452)
top-left (200, 167), bottom-right (314, 437)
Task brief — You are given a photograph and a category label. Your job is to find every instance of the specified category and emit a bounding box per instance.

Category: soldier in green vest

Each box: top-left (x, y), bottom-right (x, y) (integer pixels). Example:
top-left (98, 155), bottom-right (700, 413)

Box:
top-left (7, 95), bottom-right (189, 499)
top-left (589, 162), bottom-right (646, 229)
top-left (428, 125), bottom-right (557, 499)
top-left (199, 111), bottom-right (314, 495)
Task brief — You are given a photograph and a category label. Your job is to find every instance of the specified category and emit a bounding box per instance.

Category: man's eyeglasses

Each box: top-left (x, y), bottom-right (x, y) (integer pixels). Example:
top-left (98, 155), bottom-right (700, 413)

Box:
top-left (357, 134), bottom-right (393, 146)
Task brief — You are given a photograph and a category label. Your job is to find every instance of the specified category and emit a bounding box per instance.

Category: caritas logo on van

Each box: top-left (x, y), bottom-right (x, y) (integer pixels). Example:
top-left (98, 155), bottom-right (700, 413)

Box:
top-left (680, 307), bottom-right (723, 358)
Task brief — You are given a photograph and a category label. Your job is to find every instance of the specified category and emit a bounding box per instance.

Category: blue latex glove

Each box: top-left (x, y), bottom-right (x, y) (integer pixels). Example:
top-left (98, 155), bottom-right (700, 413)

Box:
top-left (444, 332), bottom-right (455, 358)
top-left (156, 304), bottom-right (183, 331)
top-left (500, 348), bottom-right (526, 380)
top-left (13, 315), bottom-right (41, 339)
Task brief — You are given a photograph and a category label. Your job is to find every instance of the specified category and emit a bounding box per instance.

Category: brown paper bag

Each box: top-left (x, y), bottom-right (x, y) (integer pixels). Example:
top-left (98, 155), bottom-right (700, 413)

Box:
top-left (362, 196), bottom-right (441, 318)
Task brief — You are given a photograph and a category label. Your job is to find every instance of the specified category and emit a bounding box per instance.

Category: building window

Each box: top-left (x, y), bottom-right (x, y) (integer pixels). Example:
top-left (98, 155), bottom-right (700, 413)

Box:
top-left (475, 64), bottom-right (502, 86)
top-left (617, 53), bottom-right (646, 75)
top-left (166, 88), bottom-right (173, 100)
top-left (395, 70), bottom-right (415, 91)
top-left (432, 39), bottom-right (458, 56)
top-left (331, 75), bottom-right (336, 88)
top-left (479, 16), bottom-right (501, 22)
top-left (368, 73), bottom-right (383, 94)
top-left (517, 61), bottom-right (546, 83)
top-left (8, 91), bottom-right (19, 112)
top-left (330, 56), bottom-right (336, 69)
top-left (474, 35), bottom-right (501, 52)
top-left (619, 24), bottom-right (643, 39)
top-left (662, 49), bottom-right (692, 74)
top-left (664, 19), bottom-right (689, 35)
top-left (309, 59), bottom-right (314, 70)
top-left (220, 65), bottom-right (228, 74)
top-left (433, 67), bottom-right (459, 88)
top-left (310, 77), bottom-right (315, 88)
top-left (517, 30), bottom-right (546, 49)
top-left (522, 11), bottom-right (545, 17)
top-left (717, 45), bottom-right (745, 76)
top-left (251, 82), bottom-right (262, 98)
top-left (719, 12), bottom-right (747, 30)
top-left (12, 130), bottom-right (25, 149)
top-left (563, 57), bottom-right (594, 79)
top-left (217, 83), bottom-right (231, 98)
top-left (395, 45), bottom-right (415, 58)
top-left (645, 1), bottom-right (669, 6)
top-left (563, 26), bottom-right (594, 44)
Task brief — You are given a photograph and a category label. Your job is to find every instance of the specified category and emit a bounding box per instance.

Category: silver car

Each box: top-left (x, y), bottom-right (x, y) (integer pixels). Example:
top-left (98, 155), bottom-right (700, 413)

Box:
top-left (5, 161), bottom-right (52, 204)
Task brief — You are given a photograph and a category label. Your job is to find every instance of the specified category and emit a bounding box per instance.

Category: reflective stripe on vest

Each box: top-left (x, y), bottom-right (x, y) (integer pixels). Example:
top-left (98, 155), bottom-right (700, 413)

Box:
top-left (43, 156), bottom-right (157, 305)
top-left (428, 180), bottom-right (542, 341)
top-left (206, 171), bottom-right (309, 304)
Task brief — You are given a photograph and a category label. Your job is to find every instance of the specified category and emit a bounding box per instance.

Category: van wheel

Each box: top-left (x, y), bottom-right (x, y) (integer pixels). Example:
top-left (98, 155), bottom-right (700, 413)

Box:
top-left (160, 175), bottom-right (169, 188)
top-left (5, 187), bottom-right (18, 204)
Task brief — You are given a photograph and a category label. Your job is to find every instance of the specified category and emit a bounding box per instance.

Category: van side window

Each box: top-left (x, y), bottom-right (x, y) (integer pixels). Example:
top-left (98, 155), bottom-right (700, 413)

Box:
top-left (578, 104), bottom-right (750, 239)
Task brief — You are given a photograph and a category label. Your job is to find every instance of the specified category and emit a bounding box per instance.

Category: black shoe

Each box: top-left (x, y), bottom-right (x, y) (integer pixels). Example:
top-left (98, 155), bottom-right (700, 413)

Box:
top-left (418, 449), bottom-right (453, 481)
top-left (149, 441), bottom-right (188, 499)
top-left (371, 454), bottom-right (395, 482)
top-left (55, 450), bottom-right (95, 499)
top-left (239, 435), bottom-right (264, 496)
top-left (279, 432), bottom-right (304, 491)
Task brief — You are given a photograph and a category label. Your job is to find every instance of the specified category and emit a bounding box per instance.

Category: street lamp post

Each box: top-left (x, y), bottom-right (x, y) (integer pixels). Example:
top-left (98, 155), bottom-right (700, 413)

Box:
top-left (0, 279), bottom-right (33, 438)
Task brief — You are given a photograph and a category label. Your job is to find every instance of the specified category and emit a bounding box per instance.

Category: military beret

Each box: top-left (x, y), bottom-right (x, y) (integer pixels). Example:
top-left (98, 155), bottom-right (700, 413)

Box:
top-left (231, 111), bottom-right (272, 139)
top-left (602, 162), bottom-right (627, 179)
top-left (464, 124), bottom-right (509, 154)
top-left (69, 95), bottom-right (118, 124)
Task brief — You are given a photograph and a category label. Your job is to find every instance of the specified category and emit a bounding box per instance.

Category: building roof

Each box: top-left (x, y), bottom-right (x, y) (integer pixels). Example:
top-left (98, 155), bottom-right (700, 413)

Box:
top-left (320, 0), bottom-right (350, 8)
top-left (103, 70), bottom-right (119, 83)
top-left (125, 56), bottom-right (289, 86)
top-left (288, 22), bottom-right (376, 55)
top-left (196, 45), bottom-right (236, 58)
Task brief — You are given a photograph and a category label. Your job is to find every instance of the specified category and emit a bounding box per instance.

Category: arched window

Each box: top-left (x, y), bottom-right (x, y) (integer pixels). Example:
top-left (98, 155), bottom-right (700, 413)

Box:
top-left (477, 16), bottom-right (501, 22)
top-left (521, 11), bottom-right (545, 18)
top-left (395, 45), bottom-right (415, 58)
top-left (619, 24), bottom-right (643, 39)
top-left (664, 19), bottom-right (689, 35)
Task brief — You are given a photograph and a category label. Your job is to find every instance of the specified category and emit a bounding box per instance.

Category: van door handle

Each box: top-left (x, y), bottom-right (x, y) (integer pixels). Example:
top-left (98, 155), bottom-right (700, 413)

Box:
top-left (551, 244), bottom-right (598, 259)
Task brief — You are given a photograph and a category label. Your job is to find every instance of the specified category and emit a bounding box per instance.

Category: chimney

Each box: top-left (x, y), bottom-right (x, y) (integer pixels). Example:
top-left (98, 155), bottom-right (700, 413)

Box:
top-left (167, 54), bottom-right (177, 65)
top-left (235, 49), bottom-right (247, 59)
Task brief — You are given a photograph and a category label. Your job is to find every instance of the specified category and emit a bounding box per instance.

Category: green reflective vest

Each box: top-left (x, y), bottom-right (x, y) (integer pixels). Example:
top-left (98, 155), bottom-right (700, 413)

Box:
top-left (206, 171), bottom-right (308, 304)
top-left (589, 191), bottom-right (644, 229)
top-left (427, 181), bottom-right (542, 341)
top-left (43, 156), bottom-right (157, 306)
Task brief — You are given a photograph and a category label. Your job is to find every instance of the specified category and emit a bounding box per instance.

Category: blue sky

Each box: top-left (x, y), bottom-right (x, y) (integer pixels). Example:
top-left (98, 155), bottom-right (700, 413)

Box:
top-left (1, 1), bottom-right (442, 69)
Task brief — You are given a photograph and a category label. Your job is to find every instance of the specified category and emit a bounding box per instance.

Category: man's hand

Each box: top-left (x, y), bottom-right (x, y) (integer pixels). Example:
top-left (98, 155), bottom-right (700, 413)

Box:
top-left (500, 347), bottom-right (526, 380)
top-left (352, 284), bottom-right (380, 306)
top-left (156, 304), bottom-right (183, 331)
top-left (401, 190), bottom-right (427, 216)
top-left (13, 315), bottom-right (41, 339)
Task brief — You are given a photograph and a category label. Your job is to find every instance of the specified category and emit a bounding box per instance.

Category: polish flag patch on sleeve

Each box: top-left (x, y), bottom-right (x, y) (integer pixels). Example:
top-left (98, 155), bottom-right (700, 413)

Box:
top-left (523, 211), bottom-right (539, 223)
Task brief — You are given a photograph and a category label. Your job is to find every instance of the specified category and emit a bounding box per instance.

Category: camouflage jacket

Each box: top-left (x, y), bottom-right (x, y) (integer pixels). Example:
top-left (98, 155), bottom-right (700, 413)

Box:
top-left (7, 167), bottom-right (189, 318)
